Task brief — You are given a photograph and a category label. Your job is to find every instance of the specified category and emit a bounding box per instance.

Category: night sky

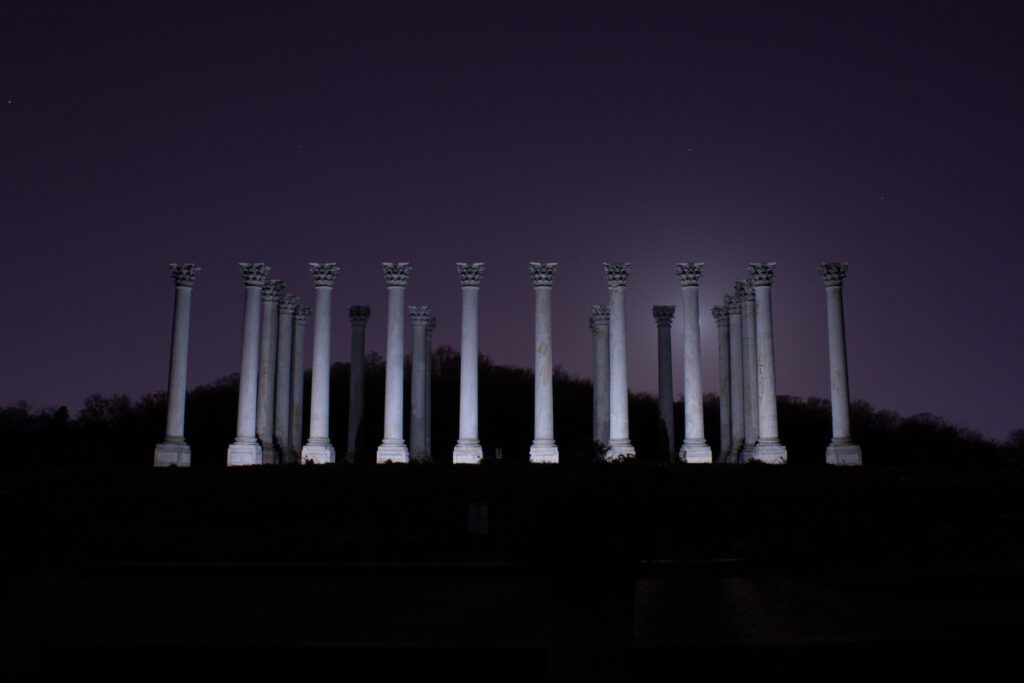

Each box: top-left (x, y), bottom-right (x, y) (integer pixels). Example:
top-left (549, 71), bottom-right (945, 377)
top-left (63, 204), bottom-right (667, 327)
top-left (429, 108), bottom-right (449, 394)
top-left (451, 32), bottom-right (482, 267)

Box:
top-left (3, 2), bottom-right (1022, 441)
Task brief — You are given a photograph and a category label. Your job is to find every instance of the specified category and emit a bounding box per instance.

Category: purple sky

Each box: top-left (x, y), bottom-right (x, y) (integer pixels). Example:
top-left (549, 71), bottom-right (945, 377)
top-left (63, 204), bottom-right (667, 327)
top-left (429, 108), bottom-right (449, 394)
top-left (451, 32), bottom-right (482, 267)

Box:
top-left (4, 2), bottom-right (1022, 440)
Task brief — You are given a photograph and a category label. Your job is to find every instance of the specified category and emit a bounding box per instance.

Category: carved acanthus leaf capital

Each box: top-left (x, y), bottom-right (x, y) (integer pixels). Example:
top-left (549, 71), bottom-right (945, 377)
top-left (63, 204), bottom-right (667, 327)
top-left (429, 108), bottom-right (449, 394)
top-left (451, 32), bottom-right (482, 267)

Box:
top-left (457, 262), bottom-right (485, 287)
top-left (262, 279), bottom-right (286, 302)
top-left (528, 262), bottom-right (557, 287)
top-left (603, 262), bottom-right (631, 288)
top-left (747, 262), bottom-right (777, 287)
top-left (309, 262), bottom-right (339, 287)
top-left (725, 294), bottom-right (742, 315)
top-left (382, 262), bottom-right (411, 286)
top-left (652, 305), bottom-right (675, 326)
top-left (426, 315), bottom-right (437, 333)
top-left (279, 294), bottom-right (300, 315)
top-left (409, 305), bottom-right (433, 325)
top-left (348, 305), bottom-right (370, 324)
top-left (818, 262), bottom-right (849, 287)
top-left (589, 304), bottom-right (610, 333)
top-left (169, 263), bottom-right (200, 287)
top-left (294, 305), bottom-right (312, 323)
top-left (734, 280), bottom-right (755, 302)
top-left (675, 262), bottom-right (704, 287)
top-left (712, 306), bottom-right (729, 325)
top-left (239, 263), bottom-right (269, 287)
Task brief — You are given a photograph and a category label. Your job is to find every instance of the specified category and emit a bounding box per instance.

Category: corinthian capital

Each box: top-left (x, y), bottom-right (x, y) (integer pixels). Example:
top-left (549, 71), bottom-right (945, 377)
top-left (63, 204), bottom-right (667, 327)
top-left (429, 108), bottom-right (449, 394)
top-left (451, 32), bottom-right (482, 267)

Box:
top-left (280, 294), bottom-right (300, 315)
top-left (603, 262), bottom-right (631, 288)
top-left (382, 262), bottom-right (411, 286)
top-left (529, 262), bottom-right (557, 287)
top-left (734, 280), bottom-right (754, 303)
top-left (747, 262), bottom-right (777, 287)
top-left (348, 305), bottom-right (370, 324)
top-left (457, 262), bottom-right (485, 287)
top-left (675, 262), bottom-right (704, 287)
top-left (818, 262), bottom-right (849, 287)
top-left (310, 262), bottom-right (339, 287)
top-left (239, 263), bottom-right (269, 287)
top-left (262, 278), bottom-right (286, 302)
top-left (589, 304), bottom-right (610, 333)
top-left (712, 306), bottom-right (729, 325)
top-left (169, 263), bottom-right (200, 287)
top-left (295, 305), bottom-right (312, 323)
top-left (409, 305), bottom-right (433, 325)
top-left (652, 305), bottom-right (675, 326)
top-left (725, 294), bottom-right (741, 315)
top-left (427, 314), bottom-right (436, 333)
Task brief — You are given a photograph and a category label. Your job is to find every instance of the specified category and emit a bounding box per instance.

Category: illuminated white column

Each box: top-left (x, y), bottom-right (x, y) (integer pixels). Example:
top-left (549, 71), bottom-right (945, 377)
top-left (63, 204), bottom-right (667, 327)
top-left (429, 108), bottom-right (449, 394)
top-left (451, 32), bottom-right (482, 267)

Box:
top-left (726, 294), bottom-right (745, 462)
top-left (154, 263), bottom-right (199, 467)
top-left (426, 314), bottom-right (435, 458)
top-left (590, 306), bottom-right (610, 445)
top-left (652, 305), bottom-right (676, 458)
top-left (738, 281), bottom-right (759, 463)
top-left (603, 262), bottom-right (635, 460)
top-left (409, 305), bottom-right (432, 462)
top-left (301, 263), bottom-right (338, 464)
top-left (289, 304), bottom-right (310, 458)
top-left (346, 305), bottom-right (370, 462)
top-left (529, 262), bottom-right (559, 464)
top-left (377, 262), bottom-right (411, 464)
top-left (820, 263), bottom-right (862, 466)
top-left (228, 263), bottom-right (269, 466)
top-left (257, 278), bottom-right (284, 464)
top-left (274, 294), bottom-right (297, 460)
top-left (749, 263), bottom-right (787, 464)
top-left (711, 305), bottom-right (731, 462)
top-left (453, 262), bottom-right (485, 464)
top-left (676, 263), bottom-right (712, 463)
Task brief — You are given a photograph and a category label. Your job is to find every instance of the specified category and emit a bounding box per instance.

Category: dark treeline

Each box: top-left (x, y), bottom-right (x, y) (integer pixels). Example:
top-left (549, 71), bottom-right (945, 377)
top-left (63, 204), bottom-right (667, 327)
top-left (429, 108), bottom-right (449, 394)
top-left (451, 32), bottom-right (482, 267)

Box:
top-left (1, 346), bottom-right (1017, 470)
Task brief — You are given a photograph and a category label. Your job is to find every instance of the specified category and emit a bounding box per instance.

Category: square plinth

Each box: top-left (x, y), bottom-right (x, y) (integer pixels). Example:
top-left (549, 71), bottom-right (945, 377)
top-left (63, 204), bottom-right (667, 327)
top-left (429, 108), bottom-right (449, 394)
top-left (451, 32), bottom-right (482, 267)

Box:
top-left (154, 442), bottom-right (191, 467)
top-left (452, 443), bottom-right (483, 464)
top-left (753, 442), bottom-right (788, 465)
top-left (377, 442), bottom-right (410, 464)
top-left (227, 441), bottom-right (263, 466)
top-left (826, 443), bottom-right (863, 466)
top-left (603, 442), bottom-right (636, 461)
top-left (679, 442), bottom-right (713, 464)
top-left (529, 443), bottom-right (559, 464)
top-left (302, 442), bottom-right (336, 464)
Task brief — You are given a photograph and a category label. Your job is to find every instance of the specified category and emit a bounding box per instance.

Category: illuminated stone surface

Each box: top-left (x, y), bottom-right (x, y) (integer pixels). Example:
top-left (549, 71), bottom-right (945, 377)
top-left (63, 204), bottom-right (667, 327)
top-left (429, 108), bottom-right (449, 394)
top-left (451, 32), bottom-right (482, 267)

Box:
top-left (453, 262), bottom-right (485, 464)
top-left (289, 304), bottom-right (310, 458)
top-left (409, 305), bottom-right (432, 463)
top-left (603, 262), bottom-right (635, 460)
top-left (529, 263), bottom-right (559, 464)
top-left (737, 280), bottom-right (759, 463)
top-left (154, 263), bottom-right (199, 467)
top-left (377, 263), bottom-right (411, 464)
top-left (748, 263), bottom-right (787, 465)
top-left (652, 305), bottom-right (676, 458)
top-left (257, 278), bottom-right (284, 464)
top-left (274, 294), bottom-right (298, 460)
top-left (820, 262), bottom-right (862, 466)
top-left (301, 263), bottom-right (338, 464)
top-left (676, 263), bottom-right (712, 464)
top-left (426, 314), bottom-right (436, 458)
top-left (712, 304), bottom-right (731, 462)
top-left (590, 305), bottom-right (610, 445)
top-left (227, 263), bottom-right (269, 466)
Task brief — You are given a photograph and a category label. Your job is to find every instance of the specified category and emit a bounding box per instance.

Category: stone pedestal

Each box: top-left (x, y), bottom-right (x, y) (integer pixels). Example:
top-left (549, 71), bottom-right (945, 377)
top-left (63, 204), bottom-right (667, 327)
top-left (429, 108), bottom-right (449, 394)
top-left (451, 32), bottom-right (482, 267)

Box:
top-left (676, 263), bottom-right (712, 464)
top-left (652, 305), bottom-right (676, 458)
top-left (590, 306), bottom-right (610, 446)
top-left (409, 305), bottom-right (432, 462)
top-left (712, 305), bottom-right (731, 462)
top-left (820, 262), bottom-right (862, 466)
top-left (749, 263), bottom-right (787, 465)
top-left (274, 294), bottom-right (298, 459)
top-left (529, 263), bottom-right (559, 464)
top-left (738, 281), bottom-right (759, 463)
top-left (377, 263), bottom-right (411, 463)
top-left (155, 263), bottom-right (199, 467)
top-left (289, 305), bottom-right (310, 459)
top-left (228, 263), bottom-right (269, 466)
top-left (603, 263), bottom-right (635, 460)
top-left (301, 263), bottom-right (338, 464)
top-left (257, 278), bottom-right (284, 464)
top-left (453, 262), bottom-right (485, 464)
top-left (346, 305), bottom-right (370, 462)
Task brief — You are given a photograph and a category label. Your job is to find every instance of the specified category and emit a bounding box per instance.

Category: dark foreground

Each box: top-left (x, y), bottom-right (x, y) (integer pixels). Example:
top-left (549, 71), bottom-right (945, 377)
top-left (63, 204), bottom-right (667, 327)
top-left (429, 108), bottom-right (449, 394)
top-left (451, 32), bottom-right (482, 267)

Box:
top-left (5, 463), bottom-right (1024, 678)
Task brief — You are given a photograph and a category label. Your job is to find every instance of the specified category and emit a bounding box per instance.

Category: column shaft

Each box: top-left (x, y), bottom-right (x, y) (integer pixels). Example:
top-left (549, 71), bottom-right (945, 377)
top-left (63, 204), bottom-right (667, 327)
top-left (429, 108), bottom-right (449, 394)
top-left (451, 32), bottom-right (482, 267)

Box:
top-left (712, 306), bottom-right (731, 461)
top-left (346, 306), bottom-right (370, 461)
top-left (155, 264), bottom-right (199, 467)
top-left (289, 307), bottom-right (309, 458)
top-left (274, 296), bottom-right (296, 460)
top-left (257, 280), bottom-right (283, 464)
top-left (302, 263), bottom-right (338, 464)
top-left (591, 307), bottom-right (610, 446)
top-left (604, 263), bottom-right (635, 460)
top-left (426, 317), bottom-right (435, 458)
top-left (820, 263), bottom-right (862, 465)
top-left (750, 263), bottom-right (787, 464)
top-left (728, 300), bottom-right (745, 461)
top-left (228, 263), bottom-right (268, 466)
top-left (530, 263), bottom-right (558, 463)
top-left (653, 307), bottom-right (675, 458)
top-left (409, 306), bottom-right (431, 462)
top-left (740, 283), bottom-right (759, 462)
top-left (378, 263), bottom-right (411, 463)
top-left (677, 264), bottom-right (712, 463)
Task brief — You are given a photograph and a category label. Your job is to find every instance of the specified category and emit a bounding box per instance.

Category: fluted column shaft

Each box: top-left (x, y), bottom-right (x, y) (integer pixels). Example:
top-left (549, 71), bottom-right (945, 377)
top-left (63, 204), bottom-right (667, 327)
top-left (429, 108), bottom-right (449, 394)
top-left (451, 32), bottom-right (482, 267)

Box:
top-left (453, 262), bottom-right (485, 464)
top-left (727, 298), bottom-right (744, 461)
top-left (749, 263), bottom-right (787, 464)
top-left (529, 263), bottom-right (558, 463)
top-left (302, 263), bottom-right (338, 464)
top-left (653, 306), bottom-right (676, 458)
top-left (739, 282), bottom-right (759, 462)
top-left (289, 306), bottom-right (310, 458)
top-left (820, 263), bottom-right (862, 465)
top-left (603, 263), bottom-right (635, 459)
top-left (155, 264), bottom-right (199, 467)
top-left (346, 306), bottom-right (370, 461)
top-left (712, 305), bottom-right (731, 461)
top-left (409, 306), bottom-right (431, 462)
top-left (228, 263), bottom-right (269, 466)
top-left (274, 295), bottom-right (297, 458)
top-left (257, 279), bottom-right (283, 463)
top-left (676, 263), bottom-right (712, 463)
top-left (378, 263), bottom-right (411, 463)
top-left (590, 306), bottom-right (610, 445)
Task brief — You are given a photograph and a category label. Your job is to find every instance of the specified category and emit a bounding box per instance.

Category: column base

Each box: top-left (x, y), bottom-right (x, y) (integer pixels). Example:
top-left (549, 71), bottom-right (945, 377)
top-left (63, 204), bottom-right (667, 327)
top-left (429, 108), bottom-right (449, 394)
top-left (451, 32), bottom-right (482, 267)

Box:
top-left (154, 441), bottom-right (191, 467)
top-left (679, 441), bottom-right (713, 464)
top-left (603, 441), bottom-right (636, 461)
top-left (227, 440), bottom-right (263, 466)
top-left (453, 441), bottom-right (483, 464)
top-left (529, 442), bottom-right (559, 464)
top-left (301, 441), bottom-right (336, 464)
top-left (753, 442), bottom-right (788, 465)
top-left (261, 441), bottom-right (281, 465)
top-left (377, 441), bottom-right (410, 464)
top-left (410, 449), bottom-right (431, 464)
top-left (738, 444), bottom-right (757, 464)
top-left (826, 442), bottom-right (863, 466)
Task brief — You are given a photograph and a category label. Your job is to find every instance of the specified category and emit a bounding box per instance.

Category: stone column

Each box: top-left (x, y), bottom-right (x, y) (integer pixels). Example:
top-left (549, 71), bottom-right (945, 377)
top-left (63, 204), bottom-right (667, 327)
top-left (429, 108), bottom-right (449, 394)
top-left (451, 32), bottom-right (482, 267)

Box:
top-left (346, 305), bottom-right (370, 462)
top-left (289, 304), bottom-right (310, 459)
top-left (257, 278), bottom-right (284, 464)
top-left (603, 262), bottom-right (635, 460)
top-left (590, 305), bottom-right (610, 446)
top-left (409, 305), bottom-right (432, 462)
top-left (820, 263), bottom-right (862, 466)
top-left (426, 314), bottom-right (436, 458)
top-left (377, 262), bottom-right (411, 463)
top-left (726, 294), bottom-right (745, 462)
top-left (676, 263), bottom-right (712, 463)
top-left (749, 263), bottom-right (787, 464)
top-left (712, 304), bottom-right (731, 462)
top-left (453, 262), bottom-right (485, 464)
top-left (228, 263), bottom-right (269, 466)
top-left (301, 263), bottom-right (338, 464)
top-left (154, 263), bottom-right (199, 467)
top-left (274, 294), bottom-right (298, 460)
top-left (738, 280), bottom-right (759, 463)
top-left (529, 263), bottom-right (559, 463)
top-left (652, 305), bottom-right (676, 459)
